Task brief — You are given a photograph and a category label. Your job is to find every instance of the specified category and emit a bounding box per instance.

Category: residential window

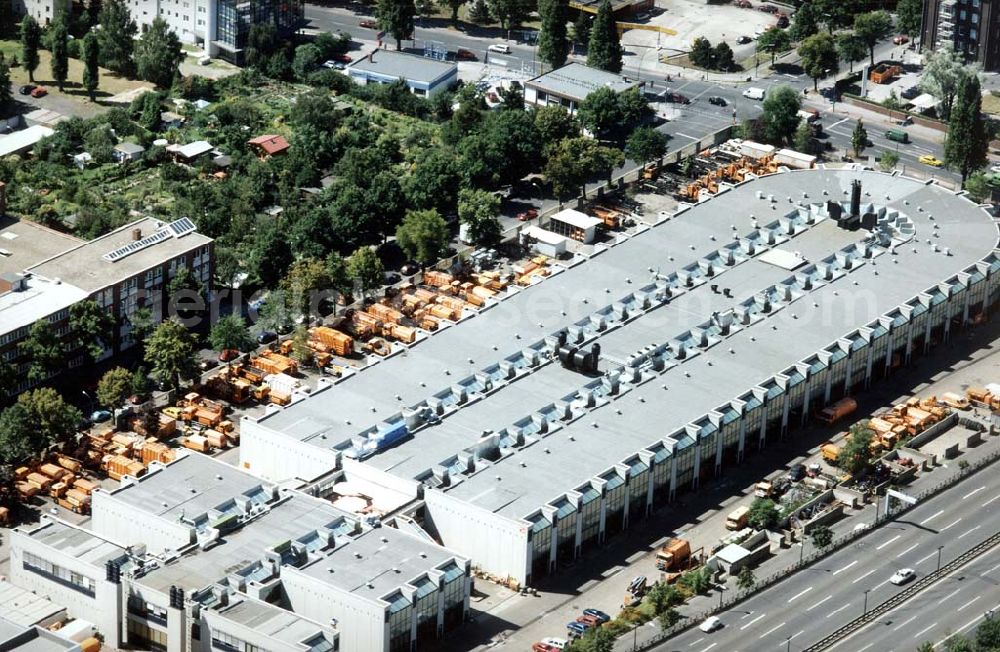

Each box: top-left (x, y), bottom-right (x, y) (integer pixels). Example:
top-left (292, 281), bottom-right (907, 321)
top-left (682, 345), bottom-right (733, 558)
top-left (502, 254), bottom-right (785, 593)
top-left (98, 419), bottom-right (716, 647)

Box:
top-left (128, 620), bottom-right (167, 651)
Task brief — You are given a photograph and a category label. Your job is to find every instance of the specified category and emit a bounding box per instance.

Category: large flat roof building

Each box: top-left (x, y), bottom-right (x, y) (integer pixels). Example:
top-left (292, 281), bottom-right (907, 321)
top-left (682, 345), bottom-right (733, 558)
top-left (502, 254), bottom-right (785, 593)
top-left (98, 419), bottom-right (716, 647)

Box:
top-left (240, 168), bottom-right (999, 586)
top-left (524, 62), bottom-right (644, 113)
top-left (346, 50), bottom-right (458, 98)
top-left (10, 453), bottom-right (470, 652)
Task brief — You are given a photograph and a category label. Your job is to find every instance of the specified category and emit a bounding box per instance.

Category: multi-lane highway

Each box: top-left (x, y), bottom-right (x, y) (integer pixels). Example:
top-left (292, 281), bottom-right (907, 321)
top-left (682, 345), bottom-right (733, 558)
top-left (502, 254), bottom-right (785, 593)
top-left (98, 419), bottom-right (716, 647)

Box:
top-left (655, 464), bottom-right (1000, 652)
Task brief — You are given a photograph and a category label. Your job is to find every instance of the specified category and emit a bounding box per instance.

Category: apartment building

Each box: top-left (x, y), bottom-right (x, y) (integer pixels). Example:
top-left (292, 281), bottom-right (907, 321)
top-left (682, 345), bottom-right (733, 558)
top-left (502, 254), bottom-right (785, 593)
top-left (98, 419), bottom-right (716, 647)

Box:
top-left (0, 214), bottom-right (213, 396)
top-left (921, 0), bottom-right (1000, 71)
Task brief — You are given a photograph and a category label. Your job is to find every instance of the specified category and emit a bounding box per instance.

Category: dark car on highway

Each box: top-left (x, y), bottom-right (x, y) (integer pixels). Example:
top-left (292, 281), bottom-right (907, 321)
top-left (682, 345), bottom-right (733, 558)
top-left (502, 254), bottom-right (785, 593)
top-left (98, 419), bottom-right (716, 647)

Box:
top-left (455, 48), bottom-right (477, 61)
top-left (708, 96), bottom-right (727, 106)
top-left (665, 91), bottom-right (690, 104)
top-left (359, 18), bottom-right (378, 28)
top-left (736, 35), bottom-right (752, 44)
top-left (18, 84), bottom-right (35, 95)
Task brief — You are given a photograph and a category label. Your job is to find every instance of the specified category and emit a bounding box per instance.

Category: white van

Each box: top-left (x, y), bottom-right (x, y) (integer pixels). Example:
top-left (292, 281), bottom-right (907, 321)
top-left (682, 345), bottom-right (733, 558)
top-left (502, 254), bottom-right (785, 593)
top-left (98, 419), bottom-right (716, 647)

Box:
top-left (488, 43), bottom-right (511, 54)
top-left (742, 87), bottom-right (765, 100)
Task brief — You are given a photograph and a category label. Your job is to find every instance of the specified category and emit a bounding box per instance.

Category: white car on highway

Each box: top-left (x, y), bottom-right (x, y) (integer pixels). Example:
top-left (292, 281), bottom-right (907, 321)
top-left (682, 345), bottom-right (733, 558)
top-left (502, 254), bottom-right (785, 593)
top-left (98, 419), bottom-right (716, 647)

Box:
top-left (540, 638), bottom-right (567, 650)
top-left (890, 568), bottom-right (916, 585)
top-left (488, 43), bottom-right (511, 54)
top-left (699, 616), bottom-right (723, 633)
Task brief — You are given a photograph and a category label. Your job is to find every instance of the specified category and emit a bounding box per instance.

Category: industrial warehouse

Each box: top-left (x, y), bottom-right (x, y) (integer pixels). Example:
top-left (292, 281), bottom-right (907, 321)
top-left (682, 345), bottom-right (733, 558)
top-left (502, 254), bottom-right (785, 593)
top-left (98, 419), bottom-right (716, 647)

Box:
top-left (238, 168), bottom-right (999, 587)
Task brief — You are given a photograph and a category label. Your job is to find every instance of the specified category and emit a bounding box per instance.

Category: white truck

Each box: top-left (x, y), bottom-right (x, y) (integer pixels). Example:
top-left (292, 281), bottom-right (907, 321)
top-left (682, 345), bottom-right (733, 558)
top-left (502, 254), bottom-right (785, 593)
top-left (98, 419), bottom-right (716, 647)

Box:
top-left (742, 87), bottom-right (766, 100)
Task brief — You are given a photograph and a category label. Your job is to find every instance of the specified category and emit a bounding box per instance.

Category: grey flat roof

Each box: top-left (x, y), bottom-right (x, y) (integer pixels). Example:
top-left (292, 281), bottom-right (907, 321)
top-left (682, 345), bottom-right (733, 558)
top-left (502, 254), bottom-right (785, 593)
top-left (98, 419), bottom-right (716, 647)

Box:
top-left (0, 581), bottom-right (66, 628)
top-left (104, 453), bottom-right (274, 522)
top-left (0, 217), bottom-right (82, 276)
top-left (24, 518), bottom-right (127, 567)
top-left (254, 170), bottom-right (997, 520)
top-left (0, 621), bottom-right (77, 652)
top-left (526, 62), bottom-right (642, 102)
top-left (28, 217), bottom-right (211, 293)
top-left (348, 50), bottom-right (456, 83)
top-left (212, 598), bottom-right (331, 649)
top-left (295, 526), bottom-right (460, 602)
top-left (137, 492), bottom-right (354, 593)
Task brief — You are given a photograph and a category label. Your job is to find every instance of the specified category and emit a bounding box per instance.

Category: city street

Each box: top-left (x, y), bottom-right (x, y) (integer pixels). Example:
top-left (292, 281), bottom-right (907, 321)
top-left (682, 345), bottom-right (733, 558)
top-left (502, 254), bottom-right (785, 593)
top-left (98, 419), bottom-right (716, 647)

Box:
top-left (654, 458), bottom-right (1000, 652)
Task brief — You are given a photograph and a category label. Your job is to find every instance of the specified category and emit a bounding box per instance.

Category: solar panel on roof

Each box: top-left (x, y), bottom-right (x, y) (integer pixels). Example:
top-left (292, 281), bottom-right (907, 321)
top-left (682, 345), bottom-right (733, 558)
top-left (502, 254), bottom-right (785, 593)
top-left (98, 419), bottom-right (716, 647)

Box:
top-left (168, 217), bottom-right (196, 238)
top-left (102, 229), bottom-right (171, 262)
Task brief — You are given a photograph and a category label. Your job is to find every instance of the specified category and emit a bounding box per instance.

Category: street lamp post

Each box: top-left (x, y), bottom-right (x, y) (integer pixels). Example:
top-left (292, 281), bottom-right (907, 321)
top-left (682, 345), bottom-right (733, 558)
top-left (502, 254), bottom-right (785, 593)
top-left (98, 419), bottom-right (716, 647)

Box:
top-left (863, 589), bottom-right (871, 615)
top-left (719, 585), bottom-right (725, 609)
top-left (937, 545), bottom-right (944, 571)
top-left (81, 391), bottom-right (94, 415)
top-left (799, 540), bottom-right (805, 564)
top-left (786, 635), bottom-right (792, 652)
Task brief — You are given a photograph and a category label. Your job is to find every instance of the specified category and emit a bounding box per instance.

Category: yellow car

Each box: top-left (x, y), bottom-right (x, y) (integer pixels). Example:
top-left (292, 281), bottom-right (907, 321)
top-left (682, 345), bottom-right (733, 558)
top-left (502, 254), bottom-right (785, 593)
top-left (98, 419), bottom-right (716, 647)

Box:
top-left (918, 154), bottom-right (943, 167)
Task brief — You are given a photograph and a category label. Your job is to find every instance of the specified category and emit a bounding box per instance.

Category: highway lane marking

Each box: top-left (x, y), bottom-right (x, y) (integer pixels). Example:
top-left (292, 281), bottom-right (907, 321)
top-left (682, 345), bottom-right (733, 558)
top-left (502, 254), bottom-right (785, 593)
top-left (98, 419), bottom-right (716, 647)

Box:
top-left (917, 551), bottom-right (937, 564)
top-left (919, 509), bottom-right (944, 525)
top-left (957, 596), bottom-right (981, 611)
top-left (912, 622), bottom-right (938, 639)
top-left (787, 587), bottom-right (814, 604)
top-left (832, 560), bottom-right (858, 575)
top-left (740, 614), bottom-right (766, 630)
top-left (871, 578), bottom-right (892, 590)
top-left (937, 588), bottom-right (962, 605)
top-left (986, 561), bottom-right (1000, 575)
top-left (852, 569), bottom-right (877, 584)
top-left (897, 543), bottom-right (919, 558)
top-left (893, 614), bottom-right (919, 631)
top-left (962, 486), bottom-right (986, 500)
top-left (806, 595), bottom-right (833, 612)
top-left (983, 494), bottom-right (1000, 507)
top-left (940, 517), bottom-right (963, 532)
top-left (877, 534), bottom-right (902, 550)
top-left (827, 604), bottom-right (850, 618)
top-left (697, 643), bottom-right (717, 652)
top-left (688, 637), bottom-right (704, 647)
top-left (828, 117), bottom-right (850, 129)
top-left (856, 644), bottom-right (874, 652)
top-left (759, 622), bottom-right (786, 639)
top-left (958, 525), bottom-right (982, 539)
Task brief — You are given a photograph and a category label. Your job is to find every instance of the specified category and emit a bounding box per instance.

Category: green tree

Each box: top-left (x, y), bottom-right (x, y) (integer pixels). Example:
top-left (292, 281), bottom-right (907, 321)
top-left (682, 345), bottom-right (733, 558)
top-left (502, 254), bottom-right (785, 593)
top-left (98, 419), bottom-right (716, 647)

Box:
top-left (396, 209), bottom-right (450, 264)
top-left (736, 565), bottom-right (756, 590)
top-left (879, 150), bottom-right (900, 172)
top-left (245, 23), bottom-right (278, 68)
top-left (346, 247), bottom-right (385, 299)
top-left (20, 16), bottom-right (41, 83)
top-left (256, 291), bottom-right (294, 334)
top-left (468, 0), bottom-right (491, 23)
top-left (836, 33), bottom-right (866, 73)
top-left (577, 86), bottom-right (621, 137)
top-left (916, 642), bottom-right (935, 652)
top-left (919, 47), bottom-right (976, 121)
top-left (794, 121), bottom-right (819, 156)
top-left (658, 607), bottom-right (681, 630)
top-left (209, 315), bottom-right (254, 356)
top-left (625, 126), bottom-right (668, 165)
top-left (18, 388), bottom-right (82, 445)
top-left (97, 0), bottom-right (138, 76)
top-left (49, 13), bottom-right (69, 91)
top-left (96, 367), bottom-right (133, 413)
top-left (789, 0), bottom-right (819, 41)
top-left (250, 222), bottom-right (293, 288)
top-left (678, 566), bottom-right (712, 595)
top-left (290, 325), bottom-right (313, 365)
top-left (963, 172), bottom-right (993, 202)
top-left (896, 0), bottom-right (922, 38)
top-left (458, 188), bottom-right (502, 248)
top-left (144, 318), bottom-right (199, 390)
top-left (439, 0), bottom-right (465, 25)
top-left (976, 616), bottom-right (1000, 649)
top-left (487, 0), bottom-right (533, 31)
top-left (646, 582), bottom-right (683, 614)
top-left (535, 104), bottom-right (580, 149)
top-left (135, 17), bottom-right (184, 89)
top-left (0, 360), bottom-right (16, 398)
top-left (838, 422), bottom-right (876, 474)
top-left (748, 498), bottom-right (780, 530)
top-left (810, 525), bottom-right (833, 549)
top-left (22, 320), bottom-right (64, 384)
top-left (405, 147), bottom-right (462, 214)
top-left (292, 43), bottom-right (322, 80)
top-left (690, 37), bottom-right (714, 69)
top-left (713, 41), bottom-right (735, 72)
top-left (572, 12), bottom-right (592, 49)
top-left (281, 258), bottom-right (334, 320)
top-left (378, 0), bottom-right (416, 50)
top-left (325, 252), bottom-right (353, 298)
top-left (851, 119), bottom-right (868, 157)
top-left (0, 61), bottom-right (11, 110)
top-left (798, 32), bottom-right (838, 92)
top-left (82, 31), bottom-right (100, 101)
top-left (853, 10), bottom-right (892, 66)
top-left (761, 85), bottom-right (801, 145)
top-left (942, 635), bottom-right (974, 652)
top-left (945, 73), bottom-right (989, 184)
top-left (69, 299), bottom-right (114, 363)
top-left (587, 0), bottom-right (622, 73)
top-left (538, 0), bottom-right (569, 69)
top-left (757, 26), bottom-right (791, 67)
top-left (131, 366), bottom-right (151, 400)
top-left (543, 136), bottom-right (624, 199)
top-left (0, 404), bottom-right (40, 464)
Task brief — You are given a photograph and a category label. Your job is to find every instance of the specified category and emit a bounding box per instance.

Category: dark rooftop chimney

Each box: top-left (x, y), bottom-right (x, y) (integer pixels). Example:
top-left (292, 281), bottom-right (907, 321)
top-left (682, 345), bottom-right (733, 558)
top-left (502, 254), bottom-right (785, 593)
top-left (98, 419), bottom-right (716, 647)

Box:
top-left (850, 179), bottom-right (862, 217)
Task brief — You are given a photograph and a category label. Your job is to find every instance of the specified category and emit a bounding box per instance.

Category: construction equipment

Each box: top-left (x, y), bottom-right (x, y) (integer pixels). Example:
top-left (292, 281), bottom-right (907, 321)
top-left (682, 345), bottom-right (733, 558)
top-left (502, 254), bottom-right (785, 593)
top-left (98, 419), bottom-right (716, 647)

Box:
top-left (654, 538), bottom-right (704, 582)
top-left (754, 481), bottom-right (773, 497)
top-left (940, 392), bottom-right (970, 410)
top-left (725, 505), bottom-right (749, 530)
top-left (966, 386), bottom-right (1000, 410)
top-left (252, 351), bottom-right (298, 376)
top-left (817, 397), bottom-right (857, 424)
top-left (309, 326), bottom-right (354, 357)
top-left (821, 443), bottom-right (842, 463)
top-left (869, 63), bottom-right (902, 84)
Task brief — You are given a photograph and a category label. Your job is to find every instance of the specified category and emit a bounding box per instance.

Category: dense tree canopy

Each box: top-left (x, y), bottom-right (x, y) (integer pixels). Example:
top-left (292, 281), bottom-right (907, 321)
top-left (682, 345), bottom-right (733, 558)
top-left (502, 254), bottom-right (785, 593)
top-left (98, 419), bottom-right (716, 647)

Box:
top-left (761, 85), bottom-right (801, 145)
top-left (587, 0), bottom-right (622, 73)
top-left (136, 17), bottom-right (185, 89)
top-left (97, 0), bottom-right (138, 76)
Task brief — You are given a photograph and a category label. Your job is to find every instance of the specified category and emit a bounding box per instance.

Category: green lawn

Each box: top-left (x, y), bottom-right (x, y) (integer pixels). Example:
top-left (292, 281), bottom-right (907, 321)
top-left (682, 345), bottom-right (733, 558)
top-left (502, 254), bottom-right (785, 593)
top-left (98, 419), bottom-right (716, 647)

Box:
top-left (983, 92), bottom-right (1000, 117)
